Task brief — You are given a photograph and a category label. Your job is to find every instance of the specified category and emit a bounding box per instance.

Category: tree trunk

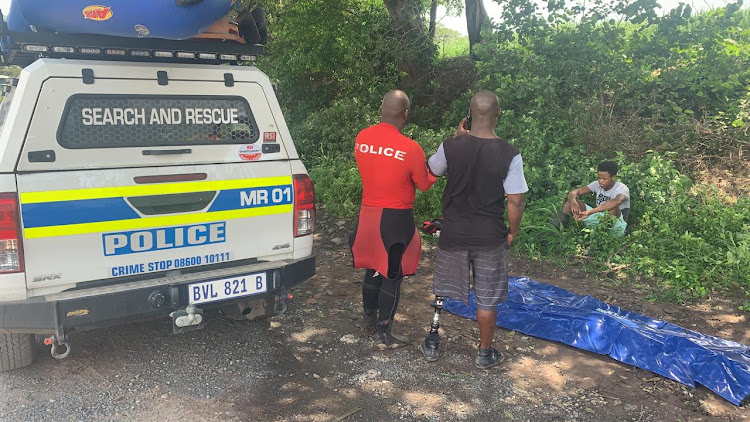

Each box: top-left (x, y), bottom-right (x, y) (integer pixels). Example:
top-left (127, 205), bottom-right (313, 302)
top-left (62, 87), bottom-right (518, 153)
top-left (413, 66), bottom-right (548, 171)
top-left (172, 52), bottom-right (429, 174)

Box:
top-left (466, 0), bottom-right (489, 53)
top-left (429, 0), bottom-right (438, 40)
top-left (383, 0), bottom-right (434, 90)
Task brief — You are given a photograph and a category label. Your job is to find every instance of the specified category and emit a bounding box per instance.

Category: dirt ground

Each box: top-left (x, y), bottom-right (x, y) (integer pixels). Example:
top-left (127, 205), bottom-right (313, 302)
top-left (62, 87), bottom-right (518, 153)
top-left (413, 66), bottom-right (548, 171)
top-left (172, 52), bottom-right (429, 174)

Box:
top-left (276, 210), bottom-right (748, 421)
top-left (1, 210), bottom-right (747, 421)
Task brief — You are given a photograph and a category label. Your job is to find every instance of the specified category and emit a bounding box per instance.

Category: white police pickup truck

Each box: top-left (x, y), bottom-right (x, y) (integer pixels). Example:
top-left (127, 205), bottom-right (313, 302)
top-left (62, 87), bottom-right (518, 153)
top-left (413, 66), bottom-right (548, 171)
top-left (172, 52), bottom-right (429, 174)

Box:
top-left (0, 29), bottom-right (316, 371)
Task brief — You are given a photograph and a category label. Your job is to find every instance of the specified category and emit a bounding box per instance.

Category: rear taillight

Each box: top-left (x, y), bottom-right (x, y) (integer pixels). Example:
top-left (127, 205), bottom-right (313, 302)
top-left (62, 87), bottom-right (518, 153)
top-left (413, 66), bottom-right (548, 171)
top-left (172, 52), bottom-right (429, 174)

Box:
top-left (293, 174), bottom-right (316, 237)
top-left (0, 193), bottom-right (23, 273)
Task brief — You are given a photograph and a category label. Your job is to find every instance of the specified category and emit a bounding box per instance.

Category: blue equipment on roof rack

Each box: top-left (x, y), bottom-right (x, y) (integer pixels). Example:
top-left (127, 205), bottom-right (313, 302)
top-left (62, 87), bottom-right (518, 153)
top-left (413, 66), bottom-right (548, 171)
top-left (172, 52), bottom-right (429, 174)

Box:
top-left (6, 0), bottom-right (234, 40)
top-left (0, 1), bottom-right (267, 67)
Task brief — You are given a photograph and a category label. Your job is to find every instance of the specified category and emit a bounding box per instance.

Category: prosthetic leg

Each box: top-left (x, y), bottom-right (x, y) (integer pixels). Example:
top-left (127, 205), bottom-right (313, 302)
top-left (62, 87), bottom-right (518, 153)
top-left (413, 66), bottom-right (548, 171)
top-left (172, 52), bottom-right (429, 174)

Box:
top-left (419, 296), bottom-right (444, 362)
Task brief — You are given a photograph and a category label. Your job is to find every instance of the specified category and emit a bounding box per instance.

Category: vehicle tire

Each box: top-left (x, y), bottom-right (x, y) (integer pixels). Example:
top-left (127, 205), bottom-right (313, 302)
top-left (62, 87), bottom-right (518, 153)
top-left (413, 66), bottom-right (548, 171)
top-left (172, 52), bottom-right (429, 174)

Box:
top-left (251, 7), bottom-right (268, 44)
top-left (236, 9), bottom-right (261, 45)
top-left (0, 333), bottom-right (35, 372)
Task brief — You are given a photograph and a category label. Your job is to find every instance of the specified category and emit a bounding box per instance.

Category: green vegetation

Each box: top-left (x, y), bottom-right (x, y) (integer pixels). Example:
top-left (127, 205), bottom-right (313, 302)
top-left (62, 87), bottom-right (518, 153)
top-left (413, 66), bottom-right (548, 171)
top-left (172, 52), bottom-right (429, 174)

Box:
top-left (0, 66), bottom-right (22, 78)
top-left (261, 0), bottom-right (749, 303)
top-left (435, 26), bottom-right (470, 58)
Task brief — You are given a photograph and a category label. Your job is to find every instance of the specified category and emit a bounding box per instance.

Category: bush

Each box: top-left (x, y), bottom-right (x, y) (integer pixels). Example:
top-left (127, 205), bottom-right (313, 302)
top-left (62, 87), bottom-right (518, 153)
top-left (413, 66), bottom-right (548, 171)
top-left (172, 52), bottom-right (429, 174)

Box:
top-left (517, 153), bottom-right (750, 298)
top-left (264, 0), bottom-right (749, 302)
top-left (262, 0), bottom-right (398, 122)
top-left (308, 156), bottom-right (362, 217)
top-left (291, 97), bottom-right (380, 166)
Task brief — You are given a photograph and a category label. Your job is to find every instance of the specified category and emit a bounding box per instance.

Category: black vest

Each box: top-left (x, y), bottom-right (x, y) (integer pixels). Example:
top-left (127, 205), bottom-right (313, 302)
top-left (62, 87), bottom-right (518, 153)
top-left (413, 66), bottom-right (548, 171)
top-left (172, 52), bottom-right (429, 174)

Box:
top-left (438, 134), bottom-right (520, 251)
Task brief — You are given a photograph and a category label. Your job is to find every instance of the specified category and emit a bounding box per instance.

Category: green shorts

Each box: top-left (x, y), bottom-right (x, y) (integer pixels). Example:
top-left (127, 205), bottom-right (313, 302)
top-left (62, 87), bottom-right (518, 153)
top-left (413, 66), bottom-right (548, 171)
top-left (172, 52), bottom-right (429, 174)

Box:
top-left (581, 205), bottom-right (627, 236)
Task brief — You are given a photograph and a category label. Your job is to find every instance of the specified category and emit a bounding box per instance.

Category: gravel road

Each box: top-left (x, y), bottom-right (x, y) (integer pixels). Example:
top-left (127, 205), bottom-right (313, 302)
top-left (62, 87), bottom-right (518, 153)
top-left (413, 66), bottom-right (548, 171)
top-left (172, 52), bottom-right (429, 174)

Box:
top-left (1, 211), bottom-right (747, 421)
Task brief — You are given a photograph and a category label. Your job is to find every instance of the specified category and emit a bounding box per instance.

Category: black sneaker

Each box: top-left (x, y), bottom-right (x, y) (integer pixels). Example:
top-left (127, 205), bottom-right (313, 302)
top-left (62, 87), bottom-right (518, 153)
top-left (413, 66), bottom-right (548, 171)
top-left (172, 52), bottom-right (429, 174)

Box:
top-left (418, 339), bottom-right (439, 362)
top-left (361, 312), bottom-right (377, 336)
top-left (372, 332), bottom-right (410, 350)
top-left (475, 347), bottom-right (505, 369)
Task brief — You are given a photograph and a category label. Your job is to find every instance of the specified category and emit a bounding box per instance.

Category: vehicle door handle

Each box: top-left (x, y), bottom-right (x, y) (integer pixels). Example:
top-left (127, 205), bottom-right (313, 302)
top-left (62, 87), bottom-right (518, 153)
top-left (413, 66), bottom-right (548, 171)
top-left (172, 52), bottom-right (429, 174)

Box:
top-left (128, 191), bottom-right (217, 215)
top-left (142, 149), bottom-right (192, 155)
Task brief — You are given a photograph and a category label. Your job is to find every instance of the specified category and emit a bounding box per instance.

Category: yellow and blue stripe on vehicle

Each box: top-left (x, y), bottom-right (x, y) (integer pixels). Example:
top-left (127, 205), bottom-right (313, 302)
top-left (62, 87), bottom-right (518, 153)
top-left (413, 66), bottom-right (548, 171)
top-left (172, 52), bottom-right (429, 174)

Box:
top-left (20, 176), bottom-right (294, 239)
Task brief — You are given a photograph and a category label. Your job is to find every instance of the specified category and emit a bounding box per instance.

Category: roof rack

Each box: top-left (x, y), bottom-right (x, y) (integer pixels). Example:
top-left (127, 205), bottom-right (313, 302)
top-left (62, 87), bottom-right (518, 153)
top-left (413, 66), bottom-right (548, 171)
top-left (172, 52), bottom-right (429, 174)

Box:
top-left (1, 29), bottom-right (265, 68)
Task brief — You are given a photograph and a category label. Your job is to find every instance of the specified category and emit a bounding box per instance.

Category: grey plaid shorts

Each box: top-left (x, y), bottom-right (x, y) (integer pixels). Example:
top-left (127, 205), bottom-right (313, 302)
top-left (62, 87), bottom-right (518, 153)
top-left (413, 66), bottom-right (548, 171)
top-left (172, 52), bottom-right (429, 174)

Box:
top-left (432, 243), bottom-right (509, 311)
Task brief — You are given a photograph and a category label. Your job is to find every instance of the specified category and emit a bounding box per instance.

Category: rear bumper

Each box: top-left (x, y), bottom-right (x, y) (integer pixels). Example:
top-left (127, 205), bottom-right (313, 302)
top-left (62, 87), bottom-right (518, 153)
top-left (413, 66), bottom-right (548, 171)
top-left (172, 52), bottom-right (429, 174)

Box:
top-left (0, 255), bottom-right (315, 335)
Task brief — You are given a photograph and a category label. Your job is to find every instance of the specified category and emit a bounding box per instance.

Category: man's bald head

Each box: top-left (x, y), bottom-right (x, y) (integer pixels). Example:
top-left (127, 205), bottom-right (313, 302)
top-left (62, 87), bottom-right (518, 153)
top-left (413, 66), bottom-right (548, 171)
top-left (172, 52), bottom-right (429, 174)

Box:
top-left (466, 90), bottom-right (501, 137)
top-left (380, 90), bottom-right (410, 129)
top-left (470, 90), bottom-right (500, 119)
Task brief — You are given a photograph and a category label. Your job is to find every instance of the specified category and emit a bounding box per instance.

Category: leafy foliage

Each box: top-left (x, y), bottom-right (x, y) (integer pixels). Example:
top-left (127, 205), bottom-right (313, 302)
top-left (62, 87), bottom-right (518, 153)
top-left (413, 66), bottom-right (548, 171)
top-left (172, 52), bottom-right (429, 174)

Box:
top-left (261, 0), bottom-right (398, 122)
top-left (435, 26), bottom-right (471, 57)
top-left (518, 153), bottom-right (749, 299)
top-left (262, 0), bottom-right (750, 301)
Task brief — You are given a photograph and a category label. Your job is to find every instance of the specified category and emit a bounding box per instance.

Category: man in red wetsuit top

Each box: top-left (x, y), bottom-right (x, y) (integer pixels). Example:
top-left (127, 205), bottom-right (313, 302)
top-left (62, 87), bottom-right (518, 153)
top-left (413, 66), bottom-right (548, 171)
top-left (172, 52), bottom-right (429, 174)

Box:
top-left (349, 90), bottom-right (436, 350)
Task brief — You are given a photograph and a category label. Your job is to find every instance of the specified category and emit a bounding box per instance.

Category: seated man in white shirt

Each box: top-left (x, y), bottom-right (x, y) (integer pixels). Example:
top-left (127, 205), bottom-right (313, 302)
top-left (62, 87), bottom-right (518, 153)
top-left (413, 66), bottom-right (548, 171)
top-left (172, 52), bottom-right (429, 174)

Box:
top-left (551, 161), bottom-right (630, 236)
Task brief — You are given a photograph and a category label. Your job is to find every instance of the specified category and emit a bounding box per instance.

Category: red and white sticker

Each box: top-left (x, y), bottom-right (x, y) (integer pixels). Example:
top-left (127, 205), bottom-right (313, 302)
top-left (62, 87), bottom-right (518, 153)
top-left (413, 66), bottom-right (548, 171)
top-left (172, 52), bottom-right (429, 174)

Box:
top-left (83, 5), bottom-right (113, 21)
top-left (238, 144), bottom-right (262, 161)
top-left (263, 132), bottom-right (277, 142)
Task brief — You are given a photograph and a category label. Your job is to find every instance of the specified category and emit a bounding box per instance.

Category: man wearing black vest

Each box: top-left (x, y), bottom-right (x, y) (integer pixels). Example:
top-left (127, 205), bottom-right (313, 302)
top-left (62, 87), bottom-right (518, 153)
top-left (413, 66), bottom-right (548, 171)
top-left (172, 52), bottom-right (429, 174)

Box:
top-left (420, 91), bottom-right (528, 369)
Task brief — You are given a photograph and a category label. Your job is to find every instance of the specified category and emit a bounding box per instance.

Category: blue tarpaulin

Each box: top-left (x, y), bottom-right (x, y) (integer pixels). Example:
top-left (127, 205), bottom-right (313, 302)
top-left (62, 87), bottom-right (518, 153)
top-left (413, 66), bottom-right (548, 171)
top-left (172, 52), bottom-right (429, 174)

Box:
top-left (443, 277), bottom-right (750, 406)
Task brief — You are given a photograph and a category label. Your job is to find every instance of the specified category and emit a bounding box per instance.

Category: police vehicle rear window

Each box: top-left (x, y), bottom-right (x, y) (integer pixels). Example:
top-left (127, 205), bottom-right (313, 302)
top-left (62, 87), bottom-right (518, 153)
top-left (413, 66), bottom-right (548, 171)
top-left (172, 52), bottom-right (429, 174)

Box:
top-left (57, 95), bottom-right (259, 149)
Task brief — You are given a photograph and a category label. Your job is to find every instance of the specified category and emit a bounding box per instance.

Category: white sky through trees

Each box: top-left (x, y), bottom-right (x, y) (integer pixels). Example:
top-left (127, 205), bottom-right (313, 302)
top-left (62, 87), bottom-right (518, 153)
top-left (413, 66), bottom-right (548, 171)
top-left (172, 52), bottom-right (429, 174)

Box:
top-left (0, 0), bottom-right (736, 36)
top-left (439, 0), bottom-right (734, 34)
